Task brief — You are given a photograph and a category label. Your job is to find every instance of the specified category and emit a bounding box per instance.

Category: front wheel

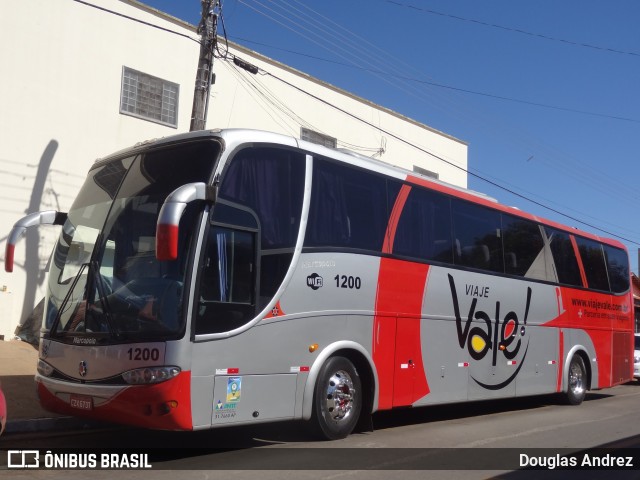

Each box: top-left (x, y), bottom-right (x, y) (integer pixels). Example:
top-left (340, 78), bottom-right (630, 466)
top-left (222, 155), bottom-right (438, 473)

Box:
top-left (564, 355), bottom-right (587, 405)
top-left (311, 356), bottom-right (362, 440)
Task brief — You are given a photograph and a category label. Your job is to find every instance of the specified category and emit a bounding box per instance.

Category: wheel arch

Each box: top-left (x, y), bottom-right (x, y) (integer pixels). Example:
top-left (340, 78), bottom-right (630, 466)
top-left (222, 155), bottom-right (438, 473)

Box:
top-left (302, 341), bottom-right (378, 421)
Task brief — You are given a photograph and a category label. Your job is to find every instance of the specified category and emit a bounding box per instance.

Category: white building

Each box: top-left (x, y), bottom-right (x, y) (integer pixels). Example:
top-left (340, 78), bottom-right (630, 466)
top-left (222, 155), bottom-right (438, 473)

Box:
top-left (0, 0), bottom-right (467, 340)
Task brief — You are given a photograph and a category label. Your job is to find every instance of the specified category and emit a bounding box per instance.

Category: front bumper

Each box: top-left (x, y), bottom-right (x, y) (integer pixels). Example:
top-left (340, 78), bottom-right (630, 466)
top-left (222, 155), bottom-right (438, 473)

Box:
top-left (36, 371), bottom-right (193, 430)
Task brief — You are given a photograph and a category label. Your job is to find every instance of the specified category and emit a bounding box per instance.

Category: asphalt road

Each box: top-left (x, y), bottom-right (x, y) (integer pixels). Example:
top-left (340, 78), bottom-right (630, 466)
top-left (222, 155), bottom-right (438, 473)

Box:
top-left (2, 382), bottom-right (640, 480)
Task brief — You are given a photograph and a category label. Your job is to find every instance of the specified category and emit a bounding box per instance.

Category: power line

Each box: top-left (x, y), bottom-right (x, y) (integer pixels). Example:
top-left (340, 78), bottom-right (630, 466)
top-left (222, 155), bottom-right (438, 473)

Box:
top-left (239, 59), bottom-right (639, 245)
top-left (224, 61), bottom-right (389, 155)
top-left (233, 0), bottom-right (640, 208)
top-left (77, 0), bottom-right (640, 125)
top-left (235, 0), bottom-right (432, 116)
top-left (384, 0), bottom-right (640, 58)
top-left (229, 35), bottom-right (640, 125)
top-left (67, 0), bottom-right (640, 246)
top-left (71, 0), bottom-right (201, 44)
top-left (230, 0), bottom-right (640, 212)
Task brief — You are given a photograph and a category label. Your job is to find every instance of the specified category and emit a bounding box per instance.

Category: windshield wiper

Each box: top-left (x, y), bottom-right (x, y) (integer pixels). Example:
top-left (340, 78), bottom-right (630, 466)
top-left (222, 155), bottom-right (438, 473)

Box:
top-left (50, 262), bottom-right (89, 335)
top-left (51, 261), bottom-right (119, 339)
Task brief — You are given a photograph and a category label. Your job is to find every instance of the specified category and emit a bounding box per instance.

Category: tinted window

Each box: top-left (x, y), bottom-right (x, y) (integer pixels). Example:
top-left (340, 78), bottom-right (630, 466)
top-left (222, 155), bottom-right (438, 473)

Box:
top-left (260, 253), bottom-right (293, 309)
top-left (306, 159), bottom-right (389, 251)
top-left (604, 245), bottom-right (630, 293)
top-left (197, 147), bottom-right (306, 334)
top-left (545, 228), bottom-right (582, 287)
top-left (196, 226), bottom-right (256, 334)
top-left (219, 147), bottom-right (305, 250)
top-left (117, 142), bottom-right (217, 199)
top-left (452, 200), bottom-right (503, 272)
top-left (393, 185), bottom-right (452, 263)
top-left (502, 216), bottom-right (546, 279)
top-left (575, 237), bottom-right (610, 291)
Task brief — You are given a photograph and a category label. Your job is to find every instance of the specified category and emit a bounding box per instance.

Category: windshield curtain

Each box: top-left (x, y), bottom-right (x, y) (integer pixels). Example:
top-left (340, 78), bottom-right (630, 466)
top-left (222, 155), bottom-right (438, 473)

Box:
top-left (46, 140), bottom-right (219, 342)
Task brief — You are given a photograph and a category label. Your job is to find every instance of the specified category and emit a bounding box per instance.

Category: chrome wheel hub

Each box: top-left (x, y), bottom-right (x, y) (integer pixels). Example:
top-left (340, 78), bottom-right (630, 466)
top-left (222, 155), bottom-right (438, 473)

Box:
top-left (324, 370), bottom-right (356, 422)
top-left (569, 362), bottom-right (584, 395)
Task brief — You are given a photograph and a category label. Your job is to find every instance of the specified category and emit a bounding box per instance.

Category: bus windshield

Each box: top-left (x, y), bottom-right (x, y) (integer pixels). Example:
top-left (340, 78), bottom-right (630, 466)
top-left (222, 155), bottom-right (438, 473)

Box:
top-left (45, 140), bottom-right (220, 343)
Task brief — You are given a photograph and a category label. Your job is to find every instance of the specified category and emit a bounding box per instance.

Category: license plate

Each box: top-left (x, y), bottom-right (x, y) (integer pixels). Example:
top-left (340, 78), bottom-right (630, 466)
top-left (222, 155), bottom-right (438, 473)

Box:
top-left (70, 394), bottom-right (93, 411)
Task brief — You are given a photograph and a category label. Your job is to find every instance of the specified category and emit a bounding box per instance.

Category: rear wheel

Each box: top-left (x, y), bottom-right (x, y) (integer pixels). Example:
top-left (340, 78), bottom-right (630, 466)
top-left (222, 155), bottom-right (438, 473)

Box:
top-left (312, 356), bottom-right (362, 440)
top-left (564, 355), bottom-right (587, 405)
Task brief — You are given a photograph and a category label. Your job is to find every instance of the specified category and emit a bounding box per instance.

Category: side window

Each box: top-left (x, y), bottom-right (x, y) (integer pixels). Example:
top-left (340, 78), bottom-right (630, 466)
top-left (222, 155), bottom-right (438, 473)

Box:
top-left (196, 222), bottom-right (257, 335)
top-left (202, 227), bottom-right (255, 304)
top-left (452, 200), bottom-right (503, 273)
top-left (604, 245), bottom-right (630, 293)
top-left (575, 237), bottom-right (610, 291)
top-left (502, 215), bottom-right (546, 279)
top-left (393, 186), bottom-right (453, 263)
top-left (545, 228), bottom-right (582, 287)
top-left (217, 147), bottom-right (306, 313)
top-left (305, 159), bottom-right (388, 252)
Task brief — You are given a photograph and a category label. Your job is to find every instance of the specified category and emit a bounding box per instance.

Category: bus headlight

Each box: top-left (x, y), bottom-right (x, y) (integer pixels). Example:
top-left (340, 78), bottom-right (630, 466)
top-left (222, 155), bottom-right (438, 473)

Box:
top-left (37, 359), bottom-right (54, 377)
top-left (635, 355), bottom-right (640, 364)
top-left (122, 366), bottom-right (181, 385)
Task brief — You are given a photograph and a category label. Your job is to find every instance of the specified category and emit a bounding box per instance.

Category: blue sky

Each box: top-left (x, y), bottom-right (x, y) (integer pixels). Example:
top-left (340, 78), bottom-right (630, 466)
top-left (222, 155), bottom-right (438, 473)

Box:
top-left (143, 0), bottom-right (640, 271)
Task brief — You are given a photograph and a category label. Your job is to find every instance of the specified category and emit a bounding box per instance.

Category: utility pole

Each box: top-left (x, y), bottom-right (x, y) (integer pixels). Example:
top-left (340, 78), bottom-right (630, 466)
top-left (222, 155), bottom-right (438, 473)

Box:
top-left (190, 0), bottom-right (218, 131)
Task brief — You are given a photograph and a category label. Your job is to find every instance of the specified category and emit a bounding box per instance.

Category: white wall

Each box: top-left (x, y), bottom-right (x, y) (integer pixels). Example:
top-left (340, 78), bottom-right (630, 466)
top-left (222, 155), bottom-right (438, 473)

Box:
top-left (0, 0), bottom-right (201, 339)
top-left (0, 0), bottom-right (467, 339)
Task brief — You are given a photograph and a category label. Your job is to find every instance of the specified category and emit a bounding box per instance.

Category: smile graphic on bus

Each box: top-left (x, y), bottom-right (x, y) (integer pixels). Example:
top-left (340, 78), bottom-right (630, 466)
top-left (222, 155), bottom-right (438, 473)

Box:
top-left (448, 274), bottom-right (532, 390)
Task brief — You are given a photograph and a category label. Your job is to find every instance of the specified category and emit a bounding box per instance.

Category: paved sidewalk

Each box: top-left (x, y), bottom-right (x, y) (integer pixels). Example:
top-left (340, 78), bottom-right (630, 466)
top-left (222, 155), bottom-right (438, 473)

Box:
top-left (0, 339), bottom-right (101, 434)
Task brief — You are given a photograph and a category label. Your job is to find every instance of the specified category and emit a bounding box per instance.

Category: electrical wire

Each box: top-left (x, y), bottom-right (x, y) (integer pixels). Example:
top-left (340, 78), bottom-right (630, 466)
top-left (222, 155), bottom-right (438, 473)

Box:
top-left (238, 0), bottom-right (468, 165)
top-left (228, 35), bottom-right (640, 125)
top-left (71, 0), bottom-right (201, 44)
top-left (254, 64), bottom-right (640, 245)
top-left (237, 0), bottom-right (640, 196)
top-left (222, 58), bottom-right (384, 153)
top-left (67, 0), bottom-right (640, 246)
top-left (226, 69), bottom-right (291, 132)
top-left (235, 0), bottom-right (433, 108)
top-left (215, 0), bottom-right (231, 59)
top-left (235, 0), bottom-right (640, 231)
top-left (384, 0), bottom-right (640, 58)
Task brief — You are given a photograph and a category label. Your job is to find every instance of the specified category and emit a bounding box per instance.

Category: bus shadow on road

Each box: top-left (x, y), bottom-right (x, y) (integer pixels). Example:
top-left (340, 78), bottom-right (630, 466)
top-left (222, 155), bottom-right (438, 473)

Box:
top-left (183, 391), bottom-right (619, 448)
top-left (369, 392), bottom-right (614, 433)
top-left (13, 389), bottom-right (620, 466)
top-left (156, 391), bottom-right (619, 454)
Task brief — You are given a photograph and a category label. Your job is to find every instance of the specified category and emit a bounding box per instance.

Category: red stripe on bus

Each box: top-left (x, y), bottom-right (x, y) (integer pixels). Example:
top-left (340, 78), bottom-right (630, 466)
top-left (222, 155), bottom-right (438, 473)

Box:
top-left (373, 258), bottom-right (430, 409)
top-left (570, 235), bottom-right (588, 288)
top-left (382, 184), bottom-right (411, 254)
top-left (405, 174), bottom-right (626, 250)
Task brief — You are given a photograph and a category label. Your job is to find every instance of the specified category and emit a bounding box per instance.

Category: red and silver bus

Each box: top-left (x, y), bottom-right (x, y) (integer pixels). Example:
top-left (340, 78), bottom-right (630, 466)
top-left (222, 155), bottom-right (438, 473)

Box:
top-left (5, 128), bottom-right (633, 439)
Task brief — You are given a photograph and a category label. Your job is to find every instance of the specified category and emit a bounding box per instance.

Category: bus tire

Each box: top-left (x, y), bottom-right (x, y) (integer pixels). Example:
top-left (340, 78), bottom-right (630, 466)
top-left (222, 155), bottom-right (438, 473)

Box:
top-left (312, 356), bottom-right (362, 440)
top-left (564, 354), bottom-right (587, 405)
